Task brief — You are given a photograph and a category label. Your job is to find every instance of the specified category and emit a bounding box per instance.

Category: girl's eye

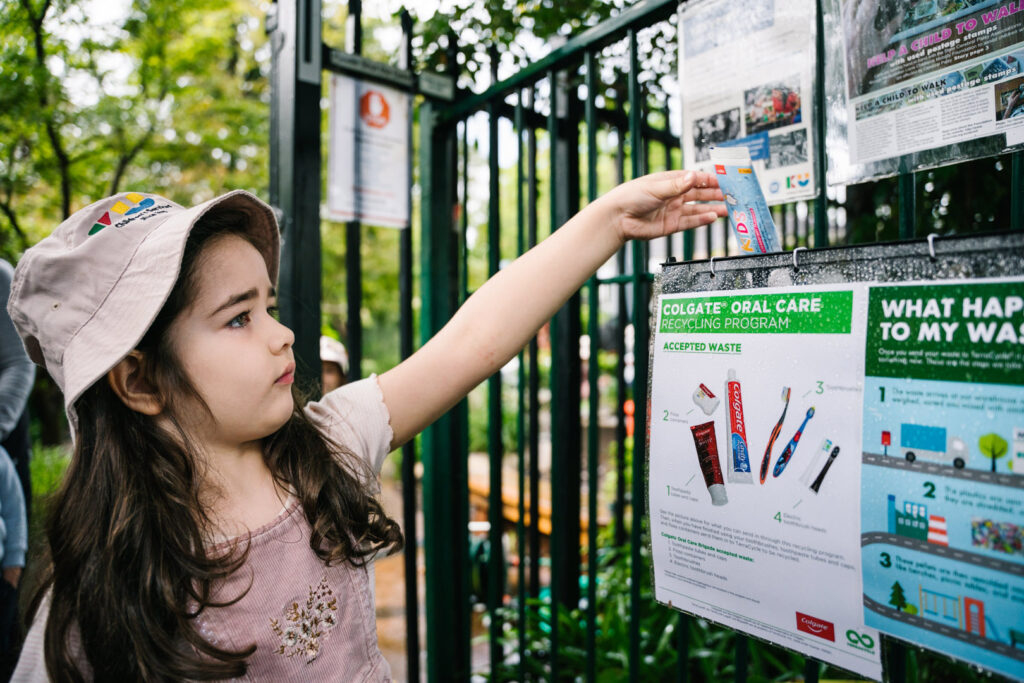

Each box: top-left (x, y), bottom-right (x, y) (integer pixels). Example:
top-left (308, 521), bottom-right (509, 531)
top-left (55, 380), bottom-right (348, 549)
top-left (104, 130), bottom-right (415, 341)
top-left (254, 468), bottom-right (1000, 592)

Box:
top-left (268, 305), bottom-right (281, 321)
top-left (228, 311), bottom-right (252, 328)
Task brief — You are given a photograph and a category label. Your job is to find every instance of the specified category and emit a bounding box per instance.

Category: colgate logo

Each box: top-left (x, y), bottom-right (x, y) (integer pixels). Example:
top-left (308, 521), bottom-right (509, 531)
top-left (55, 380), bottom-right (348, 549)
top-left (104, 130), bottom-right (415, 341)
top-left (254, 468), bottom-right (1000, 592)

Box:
top-left (796, 612), bottom-right (835, 642)
top-left (729, 385), bottom-right (744, 433)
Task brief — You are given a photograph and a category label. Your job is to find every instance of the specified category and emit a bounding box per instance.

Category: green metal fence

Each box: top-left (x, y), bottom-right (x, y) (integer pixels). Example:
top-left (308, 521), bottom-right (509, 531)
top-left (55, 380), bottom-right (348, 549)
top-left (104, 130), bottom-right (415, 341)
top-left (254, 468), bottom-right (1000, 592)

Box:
top-left (416, 1), bottom-right (1022, 681)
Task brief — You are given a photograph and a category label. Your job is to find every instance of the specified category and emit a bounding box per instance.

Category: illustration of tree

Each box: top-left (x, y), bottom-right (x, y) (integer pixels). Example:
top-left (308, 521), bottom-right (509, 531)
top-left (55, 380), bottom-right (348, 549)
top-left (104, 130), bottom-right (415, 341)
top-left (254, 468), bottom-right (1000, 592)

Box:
top-left (889, 581), bottom-right (908, 611)
top-left (979, 433), bottom-right (1009, 473)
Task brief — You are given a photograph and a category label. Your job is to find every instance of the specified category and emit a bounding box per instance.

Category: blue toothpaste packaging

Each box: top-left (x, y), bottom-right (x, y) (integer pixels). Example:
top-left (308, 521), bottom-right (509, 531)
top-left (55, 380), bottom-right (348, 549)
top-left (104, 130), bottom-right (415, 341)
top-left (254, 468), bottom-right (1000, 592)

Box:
top-left (709, 146), bottom-right (781, 254)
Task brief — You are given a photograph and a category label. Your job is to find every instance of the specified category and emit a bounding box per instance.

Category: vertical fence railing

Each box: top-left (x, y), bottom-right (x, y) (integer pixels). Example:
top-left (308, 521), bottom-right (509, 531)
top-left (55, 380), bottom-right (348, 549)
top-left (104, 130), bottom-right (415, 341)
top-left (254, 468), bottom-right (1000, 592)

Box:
top-left (583, 50), bottom-right (599, 683)
top-left (416, 0), bottom-right (1024, 679)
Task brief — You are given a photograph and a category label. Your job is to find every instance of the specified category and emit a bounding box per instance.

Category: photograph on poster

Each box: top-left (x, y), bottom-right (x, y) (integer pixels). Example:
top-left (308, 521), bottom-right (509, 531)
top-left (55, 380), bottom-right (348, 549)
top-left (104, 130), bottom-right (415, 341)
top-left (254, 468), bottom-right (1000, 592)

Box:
top-left (692, 108), bottom-right (742, 161)
top-left (768, 129), bottom-right (810, 168)
top-left (995, 75), bottom-right (1024, 119)
top-left (842, 0), bottom-right (1021, 100)
top-left (744, 78), bottom-right (803, 134)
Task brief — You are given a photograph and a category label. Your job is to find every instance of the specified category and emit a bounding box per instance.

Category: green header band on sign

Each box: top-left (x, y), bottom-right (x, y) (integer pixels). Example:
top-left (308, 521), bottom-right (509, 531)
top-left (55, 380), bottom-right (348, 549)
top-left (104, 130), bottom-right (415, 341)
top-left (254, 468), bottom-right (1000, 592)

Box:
top-left (658, 291), bottom-right (854, 335)
top-left (865, 281), bottom-right (1024, 385)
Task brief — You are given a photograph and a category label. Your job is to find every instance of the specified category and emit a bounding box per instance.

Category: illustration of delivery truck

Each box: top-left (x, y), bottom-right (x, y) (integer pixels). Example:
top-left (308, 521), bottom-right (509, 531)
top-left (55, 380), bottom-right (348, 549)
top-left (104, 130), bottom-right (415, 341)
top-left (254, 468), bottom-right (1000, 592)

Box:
top-left (900, 423), bottom-right (968, 469)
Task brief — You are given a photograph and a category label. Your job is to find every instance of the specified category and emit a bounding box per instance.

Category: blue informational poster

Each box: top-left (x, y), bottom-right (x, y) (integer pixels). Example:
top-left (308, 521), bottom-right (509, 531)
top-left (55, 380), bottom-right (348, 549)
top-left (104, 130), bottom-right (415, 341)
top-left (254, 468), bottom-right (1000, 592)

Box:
top-left (860, 277), bottom-right (1024, 681)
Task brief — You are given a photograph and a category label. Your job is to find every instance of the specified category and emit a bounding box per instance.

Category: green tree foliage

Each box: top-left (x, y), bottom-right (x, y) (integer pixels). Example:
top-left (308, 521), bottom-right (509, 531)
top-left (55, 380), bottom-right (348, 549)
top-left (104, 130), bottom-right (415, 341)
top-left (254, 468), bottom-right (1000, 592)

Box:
top-left (415, 0), bottom-right (678, 112)
top-left (0, 0), bottom-right (272, 263)
top-left (978, 432), bottom-right (1009, 473)
top-left (889, 580), bottom-right (908, 611)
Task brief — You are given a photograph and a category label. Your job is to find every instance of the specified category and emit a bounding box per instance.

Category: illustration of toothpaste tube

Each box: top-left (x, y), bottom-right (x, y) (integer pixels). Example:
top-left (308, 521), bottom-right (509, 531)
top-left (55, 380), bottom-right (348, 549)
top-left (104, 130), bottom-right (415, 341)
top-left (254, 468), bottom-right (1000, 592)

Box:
top-left (724, 369), bottom-right (753, 484)
top-left (690, 421), bottom-right (728, 506)
top-left (709, 146), bottom-right (781, 254)
top-left (798, 438), bottom-right (834, 487)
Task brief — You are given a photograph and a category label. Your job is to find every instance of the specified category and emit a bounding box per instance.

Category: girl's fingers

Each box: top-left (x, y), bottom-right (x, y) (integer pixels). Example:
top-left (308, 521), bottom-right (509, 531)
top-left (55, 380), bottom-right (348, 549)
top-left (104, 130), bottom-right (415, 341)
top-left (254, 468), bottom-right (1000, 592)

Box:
top-left (678, 211), bottom-right (723, 231)
top-left (678, 200), bottom-right (728, 217)
top-left (646, 170), bottom-right (720, 199)
top-left (680, 188), bottom-right (726, 202)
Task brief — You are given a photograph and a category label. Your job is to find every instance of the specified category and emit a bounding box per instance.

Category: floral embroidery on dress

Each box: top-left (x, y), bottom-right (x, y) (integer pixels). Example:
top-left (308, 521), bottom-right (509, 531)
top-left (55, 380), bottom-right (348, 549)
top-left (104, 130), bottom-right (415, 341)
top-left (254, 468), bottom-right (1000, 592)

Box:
top-left (270, 575), bottom-right (339, 662)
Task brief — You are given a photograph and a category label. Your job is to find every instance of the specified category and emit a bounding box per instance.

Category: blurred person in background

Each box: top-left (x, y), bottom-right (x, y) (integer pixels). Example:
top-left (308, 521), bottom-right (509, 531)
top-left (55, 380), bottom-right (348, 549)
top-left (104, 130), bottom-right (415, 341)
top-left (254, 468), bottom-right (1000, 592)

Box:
top-left (320, 335), bottom-right (349, 394)
top-left (0, 259), bottom-right (32, 676)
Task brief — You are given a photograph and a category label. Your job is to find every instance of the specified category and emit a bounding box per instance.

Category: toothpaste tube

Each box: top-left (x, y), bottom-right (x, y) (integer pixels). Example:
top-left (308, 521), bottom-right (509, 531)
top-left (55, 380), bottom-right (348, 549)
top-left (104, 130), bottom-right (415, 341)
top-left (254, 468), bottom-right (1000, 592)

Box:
top-left (709, 146), bottom-right (781, 254)
top-left (724, 369), bottom-right (752, 484)
top-left (690, 421), bottom-right (728, 506)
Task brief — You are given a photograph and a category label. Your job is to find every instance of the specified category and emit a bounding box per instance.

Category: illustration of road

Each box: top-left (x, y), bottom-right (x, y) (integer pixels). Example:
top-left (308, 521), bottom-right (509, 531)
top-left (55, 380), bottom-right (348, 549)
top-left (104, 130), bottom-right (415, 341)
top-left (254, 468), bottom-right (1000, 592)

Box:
top-left (862, 452), bottom-right (1024, 489)
top-left (861, 532), bottom-right (1023, 577)
top-left (864, 594), bottom-right (1024, 663)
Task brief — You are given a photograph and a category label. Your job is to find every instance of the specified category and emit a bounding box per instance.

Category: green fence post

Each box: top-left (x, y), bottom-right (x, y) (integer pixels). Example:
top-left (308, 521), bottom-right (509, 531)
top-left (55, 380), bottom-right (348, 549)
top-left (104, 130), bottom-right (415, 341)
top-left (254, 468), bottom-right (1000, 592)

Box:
top-left (420, 99), bottom-right (472, 683)
top-left (614, 133), bottom-right (628, 548)
top-left (344, 0), bottom-right (364, 380)
top-left (515, 91), bottom-right (529, 683)
top-left (898, 172), bottom-right (916, 240)
top-left (734, 635), bottom-right (748, 683)
top-left (268, 0), bottom-right (322, 385)
top-left (527, 86), bottom-right (543, 602)
top-left (813, 0), bottom-right (828, 249)
top-left (804, 658), bottom-right (820, 683)
top-left (549, 63), bottom-right (584, 680)
top-left (584, 49), bottom-right (599, 683)
top-left (486, 44), bottom-right (505, 676)
top-left (398, 10), bottom-right (420, 683)
top-left (627, 27), bottom-right (649, 683)
top-left (1012, 151), bottom-right (1022, 231)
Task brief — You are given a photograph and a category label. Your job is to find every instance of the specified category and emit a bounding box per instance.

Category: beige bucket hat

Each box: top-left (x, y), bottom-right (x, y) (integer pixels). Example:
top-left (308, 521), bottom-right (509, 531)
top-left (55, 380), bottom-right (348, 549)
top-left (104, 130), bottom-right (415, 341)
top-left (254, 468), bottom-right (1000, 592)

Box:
top-left (6, 190), bottom-right (280, 425)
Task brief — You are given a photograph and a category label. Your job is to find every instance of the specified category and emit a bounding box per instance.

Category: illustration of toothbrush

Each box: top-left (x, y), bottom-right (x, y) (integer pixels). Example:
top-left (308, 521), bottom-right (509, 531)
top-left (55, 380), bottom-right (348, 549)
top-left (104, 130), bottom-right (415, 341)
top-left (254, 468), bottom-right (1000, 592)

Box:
top-left (772, 407), bottom-right (815, 477)
top-left (759, 387), bottom-right (791, 484)
top-left (810, 445), bottom-right (840, 493)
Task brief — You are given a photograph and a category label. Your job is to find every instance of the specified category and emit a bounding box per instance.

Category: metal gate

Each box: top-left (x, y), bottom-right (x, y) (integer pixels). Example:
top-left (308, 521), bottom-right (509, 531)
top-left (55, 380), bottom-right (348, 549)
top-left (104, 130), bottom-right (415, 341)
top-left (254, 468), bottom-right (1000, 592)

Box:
top-left (271, 0), bottom-right (1024, 679)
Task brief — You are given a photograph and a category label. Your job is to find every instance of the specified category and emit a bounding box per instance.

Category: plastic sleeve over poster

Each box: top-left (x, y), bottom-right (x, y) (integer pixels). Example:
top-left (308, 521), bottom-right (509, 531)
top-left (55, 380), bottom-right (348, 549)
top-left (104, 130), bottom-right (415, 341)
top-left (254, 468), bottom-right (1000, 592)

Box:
top-left (823, 0), bottom-right (1024, 185)
top-left (647, 238), bottom-right (1024, 681)
top-left (859, 278), bottom-right (1024, 681)
top-left (327, 74), bottom-right (411, 228)
top-left (677, 0), bottom-right (818, 204)
top-left (648, 285), bottom-right (883, 680)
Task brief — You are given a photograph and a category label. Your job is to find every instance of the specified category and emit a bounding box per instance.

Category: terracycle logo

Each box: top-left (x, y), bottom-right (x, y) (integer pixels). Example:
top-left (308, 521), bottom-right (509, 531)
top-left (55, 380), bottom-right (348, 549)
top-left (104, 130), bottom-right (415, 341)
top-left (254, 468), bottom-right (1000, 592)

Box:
top-left (846, 629), bottom-right (876, 652)
top-left (89, 193), bottom-right (157, 235)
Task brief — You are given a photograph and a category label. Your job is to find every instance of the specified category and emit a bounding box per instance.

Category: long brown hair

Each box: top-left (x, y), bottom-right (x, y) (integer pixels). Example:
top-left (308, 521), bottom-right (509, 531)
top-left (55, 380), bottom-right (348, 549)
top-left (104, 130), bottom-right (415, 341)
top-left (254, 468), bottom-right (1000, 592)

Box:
top-left (32, 210), bottom-right (403, 681)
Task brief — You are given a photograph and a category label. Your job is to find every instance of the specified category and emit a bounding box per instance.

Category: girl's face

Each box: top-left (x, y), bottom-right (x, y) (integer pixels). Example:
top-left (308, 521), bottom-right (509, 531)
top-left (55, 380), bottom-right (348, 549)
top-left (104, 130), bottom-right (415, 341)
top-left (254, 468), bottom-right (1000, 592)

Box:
top-left (167, 234), bottom-right (295, 449)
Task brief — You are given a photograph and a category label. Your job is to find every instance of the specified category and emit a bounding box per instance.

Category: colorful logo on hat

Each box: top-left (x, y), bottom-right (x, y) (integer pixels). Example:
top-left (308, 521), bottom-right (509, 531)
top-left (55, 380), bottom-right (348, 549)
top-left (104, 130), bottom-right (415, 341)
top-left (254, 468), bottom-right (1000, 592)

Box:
top-left (89, 193), bottom-right (156, 235)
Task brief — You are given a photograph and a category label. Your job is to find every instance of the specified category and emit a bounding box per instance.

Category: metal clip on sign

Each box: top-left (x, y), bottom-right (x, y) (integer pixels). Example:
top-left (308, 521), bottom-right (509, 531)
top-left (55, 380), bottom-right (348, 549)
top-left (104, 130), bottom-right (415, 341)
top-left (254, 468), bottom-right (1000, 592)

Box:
top-left (927, 233), bottom-right (938, 260)
top-left (792, 246), bottom-right (807, 271)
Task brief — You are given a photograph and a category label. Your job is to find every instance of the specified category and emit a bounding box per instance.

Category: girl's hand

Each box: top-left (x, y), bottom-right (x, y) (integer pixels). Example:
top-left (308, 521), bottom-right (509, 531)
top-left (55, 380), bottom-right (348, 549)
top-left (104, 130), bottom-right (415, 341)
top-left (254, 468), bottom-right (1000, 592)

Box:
top-left (607, 170), bottom-right (727, 244)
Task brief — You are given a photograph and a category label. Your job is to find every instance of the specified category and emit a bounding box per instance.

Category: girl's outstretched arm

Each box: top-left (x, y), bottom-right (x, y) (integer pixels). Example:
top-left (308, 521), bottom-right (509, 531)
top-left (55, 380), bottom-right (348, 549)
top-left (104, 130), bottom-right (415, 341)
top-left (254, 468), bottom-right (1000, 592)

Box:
top-left (379, 170), bottom-right (726, 449)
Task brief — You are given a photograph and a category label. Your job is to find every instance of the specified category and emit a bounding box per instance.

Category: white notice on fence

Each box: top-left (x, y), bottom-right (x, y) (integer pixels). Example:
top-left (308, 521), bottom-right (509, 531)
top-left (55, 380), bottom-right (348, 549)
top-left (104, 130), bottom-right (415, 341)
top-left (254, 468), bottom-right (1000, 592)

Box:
top-left (678, 0), bottom-right (817, 204)
top-left (327, 74), bottom-right (410, 228)
top-left (648, 285), bottom-right (882, 680)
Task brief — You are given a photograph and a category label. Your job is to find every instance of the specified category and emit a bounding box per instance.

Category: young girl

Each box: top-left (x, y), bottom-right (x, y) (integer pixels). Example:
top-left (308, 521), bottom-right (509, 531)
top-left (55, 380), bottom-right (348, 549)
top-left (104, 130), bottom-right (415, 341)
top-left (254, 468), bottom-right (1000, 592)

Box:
top-left (8, 172), bottom-right (724, 680)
